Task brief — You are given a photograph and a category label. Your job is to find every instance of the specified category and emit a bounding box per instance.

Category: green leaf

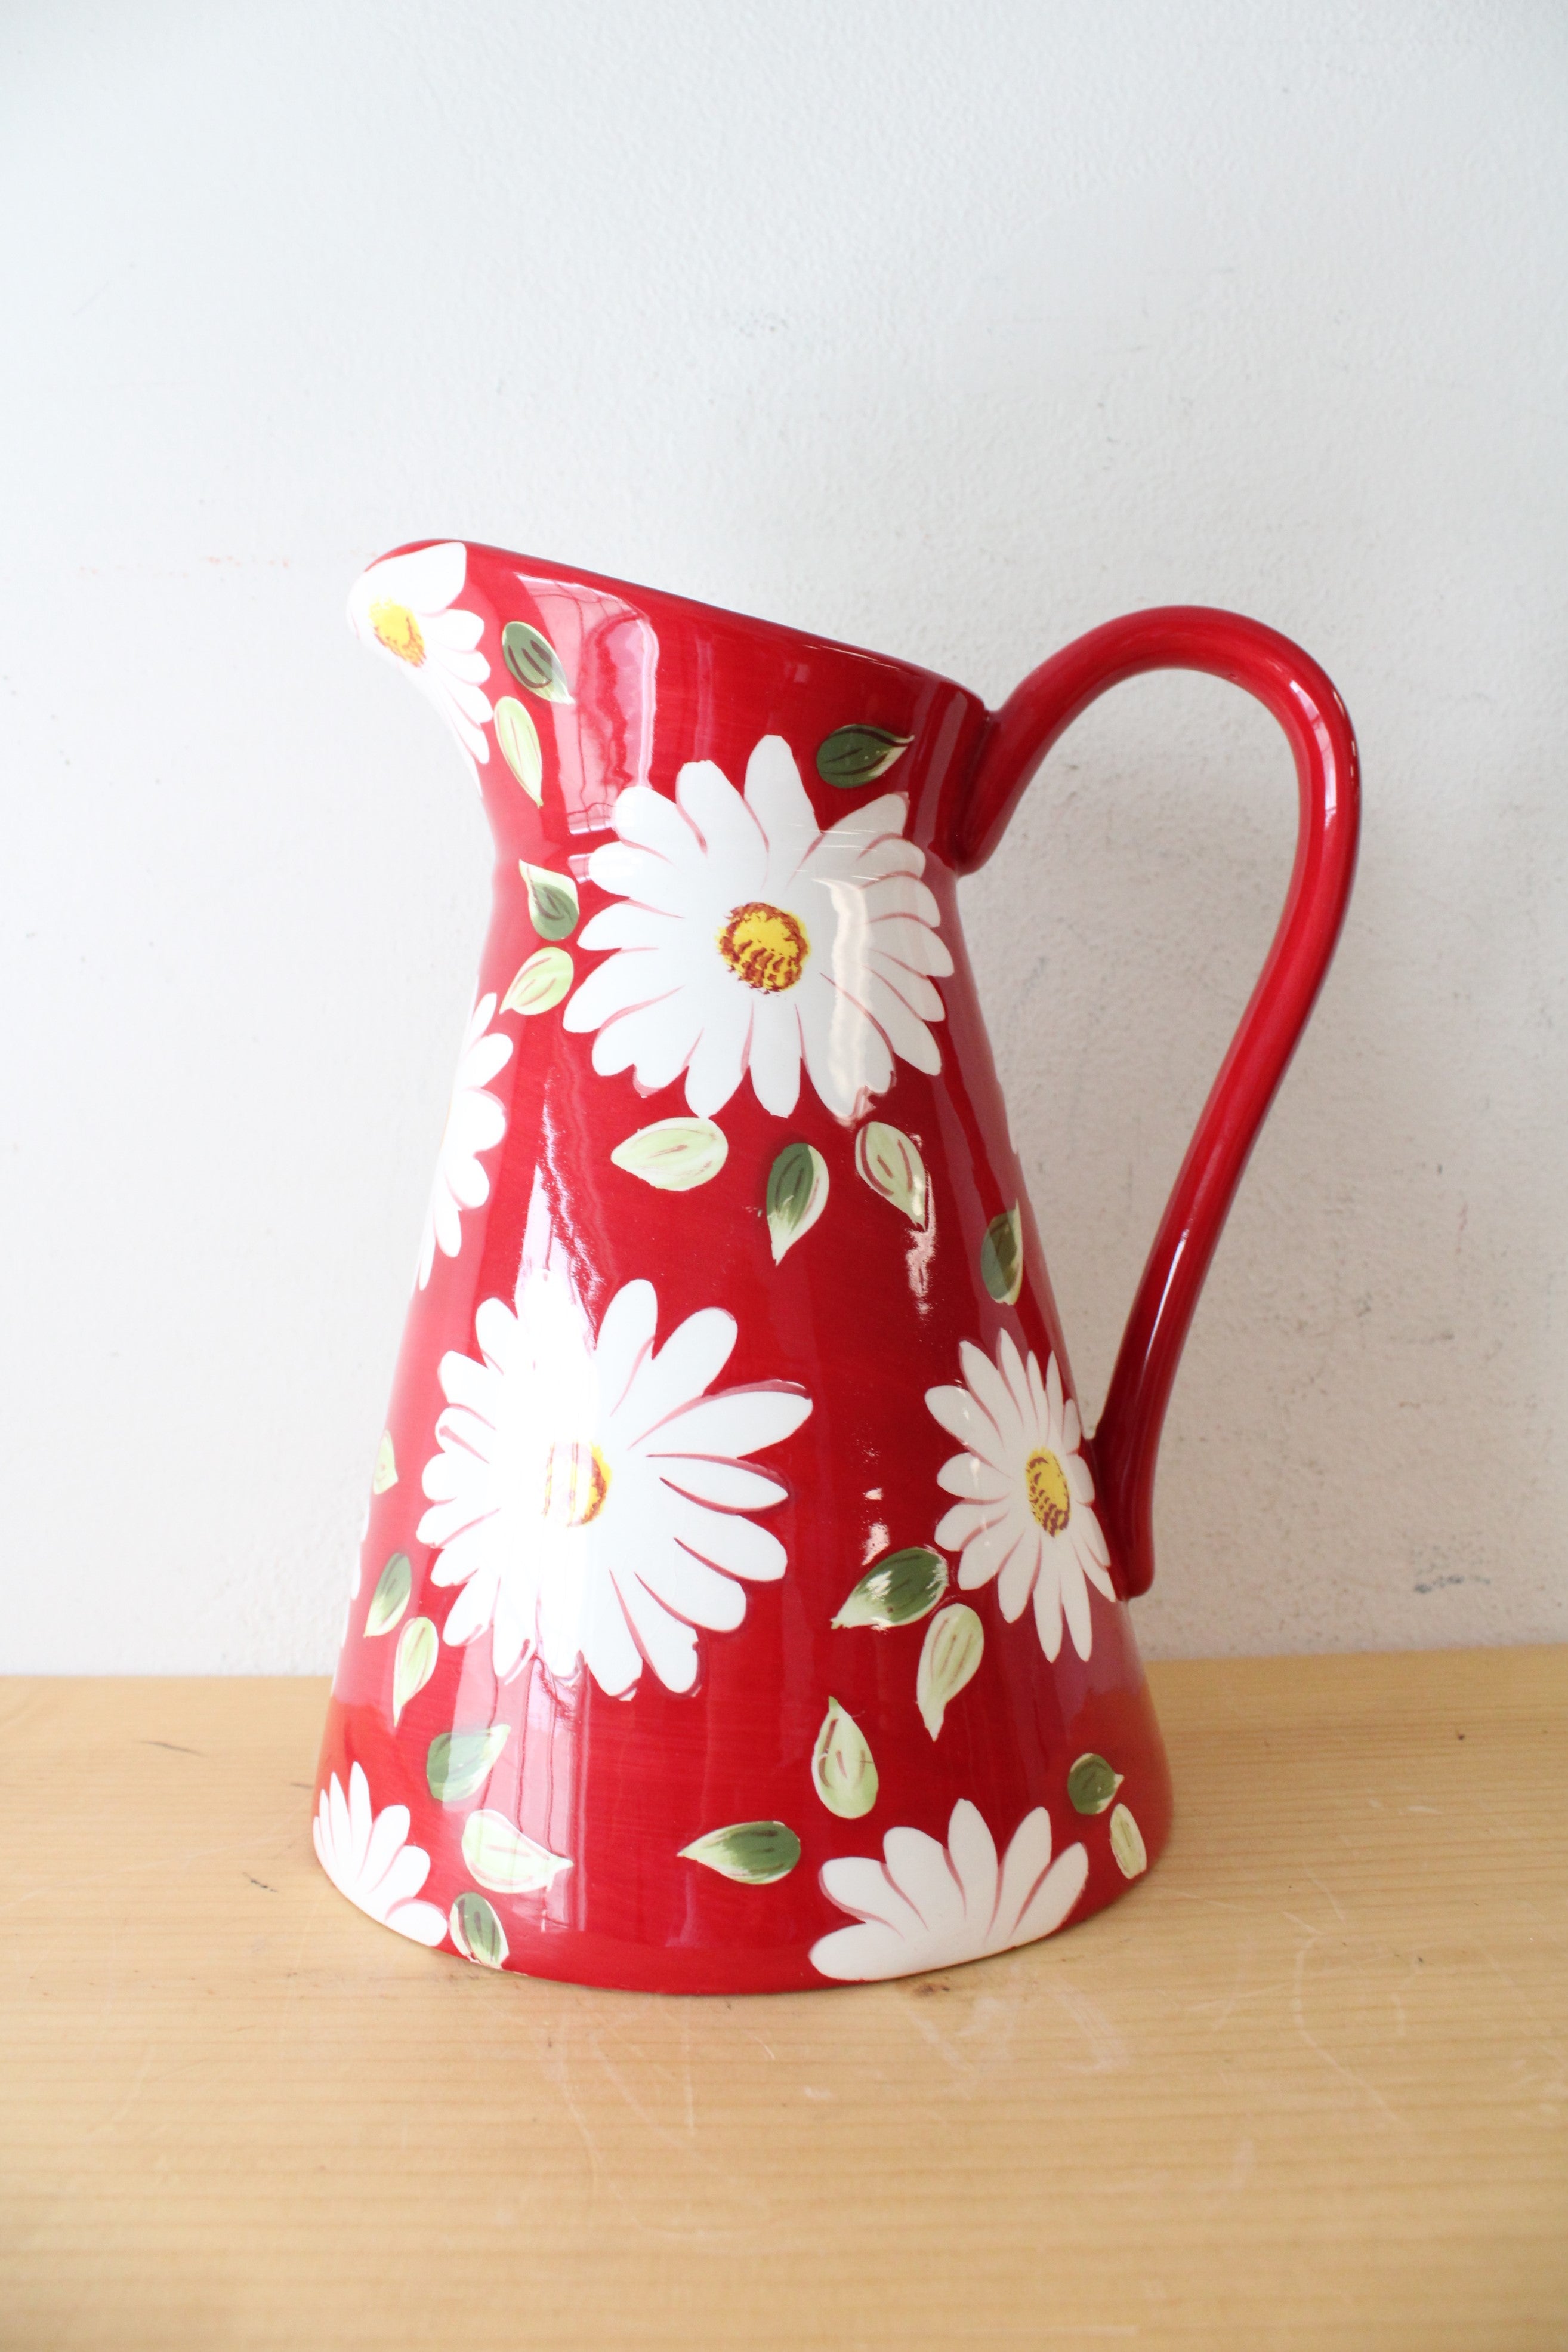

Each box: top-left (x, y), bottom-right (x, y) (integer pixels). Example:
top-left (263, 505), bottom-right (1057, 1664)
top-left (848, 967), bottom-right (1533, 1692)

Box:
top-left (461, 1808), bottom-right (572, 1894)
top-left (519, 862), bottom-right (579, 942)
top-left (832, 1546), bottom-right (948, 1630)
top-left (426, 1724), bottom-right (509, 1805)
top-left (610, 1117), bottom-right (729, 1192)
top-left (502, 619), bottom-right (573, 703)
top-left (811, 1697), bottom-right (878, 1818)
top-left (917, 1603), bottom-right (984, 1738)
top-left (372, 1430), bottom-right (398, 1494)
top-left (1067, 1752), bottom-right (1122, 1816)
top-left (816, 724), bottom-right (912, 788)
top-left (364, 1551), bottom-right (412, 1638)
top-left (495, 696), bottom-right (544, 802)
top-left (854, 1121), bottom-right (929, 1226)
top-left (501, 945), bottom-right (573, 1016)
top-left (1109, 1802), bottom-right (1149, 1880)
top-left (449, 1889), bottom-right (508, 1969)
top-left (766, 1141), bottom-right (829, 1263)
top-left (678, 1820), bottom-right (801, 1885)
top-left (393, 1616), bottom-right (438, 1726)
top-left (980, 1203), bottom-right (1024, 1306)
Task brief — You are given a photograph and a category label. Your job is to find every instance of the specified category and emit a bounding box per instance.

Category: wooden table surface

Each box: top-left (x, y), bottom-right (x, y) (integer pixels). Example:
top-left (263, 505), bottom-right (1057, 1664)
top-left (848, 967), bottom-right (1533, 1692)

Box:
top-left (1, 1650), bottom-right (1563, 2351)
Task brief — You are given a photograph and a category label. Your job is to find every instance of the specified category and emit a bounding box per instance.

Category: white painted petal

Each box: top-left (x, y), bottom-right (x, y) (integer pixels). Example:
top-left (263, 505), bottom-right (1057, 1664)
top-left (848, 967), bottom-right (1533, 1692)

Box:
top-left (937, 1453), bottom-right (1011, 1502)
top-left (1010, 1843), bottom-right (1089, 1947)
top-left (651, 1383), bottom-right (812, 1462)
top-left (797, 976), bottom-right (891, 1117)
top-left (1059, 1553), bottom-right (1094, 1659)
top-left (652, 1456), bottom-right (789, 1511)
top-left (594, 994), bottom-right (703, 1090)
top-left (577, 903), bottom-right (678, 952)
top-left (563, 948), bottom-right (678, 1034)
top-left (868, 952), bottom-right (946, 1023)
top-left (359, 1802), bottom-right (416, 1904)
top-left (743, 735), bottom-right (820, 875)
top-left (593, 1280), bottom-right (660, 1414)
top-left (1033, 1571), bottom-right (1065, 1661)
top-left (989, 1805), bottom-right (1055, 1946)
top-left (953, 1518), bottom-right (1014, 1591)
top-left (865, 914), bottom-right (954, 975)
top-left (883, 1825), bottom-right (966, 1940)
top-left (347, 1761), bottom-right (374, 1875)
top-left (360, 540), bottom-right (468, 614)
top-left (616, 1307), bottom-right (737, 1445)
top-left (676, 758), bottom-right (768, 893)
top-left (617, 1573), bottom-right (701, 1692)
top-left (585, 841), bottom-right (693, 915)
top-left (611, 782), bottom-right (702, 862)
top-left (995, 1527), bottom-right (1040, 1622)
top-left (925, 1384), bottom-right (1004, 1456)
top-left (745, 997), bottom-right (804, 1117)
top-left (684, 989), bottom-right (753, 1117)
top-left (944, 1799), bottom-right (1001, 1927)
top-left (385, 1897), bottom-right (449, 1949)
top-left (958, 1342), bottom-right (1027, 1453)
top-left (665, 1496), bottom-right (786, 1583)
top-left (636, 1535), bottom-right (750, 1627)
top-left (1045, 1351), bottom-right (1066, 1436)
top-left (367, 1841), bottom-right (433, 1920)
top-left (863, 873), bottom-right (942, 926)
top-left (934, 1500), bottom-right (995, 1552)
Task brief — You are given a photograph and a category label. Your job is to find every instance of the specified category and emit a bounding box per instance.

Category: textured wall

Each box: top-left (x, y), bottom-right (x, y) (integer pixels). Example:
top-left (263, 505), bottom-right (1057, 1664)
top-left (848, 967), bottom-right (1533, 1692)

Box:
top-left (4, 2), bottom-right (1565, 1669)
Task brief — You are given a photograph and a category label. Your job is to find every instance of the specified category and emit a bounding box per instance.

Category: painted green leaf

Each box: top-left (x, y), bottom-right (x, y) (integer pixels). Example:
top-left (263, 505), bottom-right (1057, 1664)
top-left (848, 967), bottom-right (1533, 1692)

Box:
top-left (372, 1430), bottom-right (398, 1494)
top-left (832, 1546), bottom-right (948, 1630)
top-left (501, 945), bottom-right (573, 1016)
top-left (811, 1697), bottom-right (878, 1818)
top-left (917, 1603), bottom-right (984, 1739)
top-left (449, 1888), bottom-right (508, 1969)
top-left (766, 1141), bottom-right (829, 1263)
top-left (393, 1616), bottom-right (438, 1727)
top-left (495, 696), bottom-right (544, 802)
top-left (461, 1808), bottom-right (572, 1895)
top-left (519, 862), bottom-right (579, 942)
top-left (980, 1202), bottom-right (1024, 1306)
top-left (364, 1551), bottom-right (412, 1637)
top-left (854, 1120), bottom-right (929, 1226)
top-left (502, 619), bottom-right (573, 703)
top-left (1067, 1752), bottom-right (1123, 1816)
top-left (610, 1117), bottom-right (729, 1192)
top-left (1109, 1802), bottom-right (1149, 1880)
top-left (426, 1724), bottom-right (509, 1805)
top-left (678, 1820), bottom-right (801, 1885)
top-left (816, 724), bottom-right (912, 788)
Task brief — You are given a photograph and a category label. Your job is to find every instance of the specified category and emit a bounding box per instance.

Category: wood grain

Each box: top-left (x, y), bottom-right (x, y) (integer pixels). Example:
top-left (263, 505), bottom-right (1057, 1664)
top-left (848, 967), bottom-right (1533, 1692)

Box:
top-left (1, 1650), bottom-right (1563, 2351)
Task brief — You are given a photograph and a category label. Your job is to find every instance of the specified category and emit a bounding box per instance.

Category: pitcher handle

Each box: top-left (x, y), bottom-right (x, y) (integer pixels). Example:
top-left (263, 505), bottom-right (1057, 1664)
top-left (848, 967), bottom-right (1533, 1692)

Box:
top-left (941, 608), bottom-right (1360, 1598)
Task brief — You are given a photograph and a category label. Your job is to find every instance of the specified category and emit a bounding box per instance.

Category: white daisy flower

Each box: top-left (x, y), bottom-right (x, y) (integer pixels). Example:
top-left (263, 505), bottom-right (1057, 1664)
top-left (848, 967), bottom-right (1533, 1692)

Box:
top-left (561, 735), bottom-right (953, 1121)
top-left (347, 541), bottom-right (493, 773)
top-left (810, 1799), bottom-right (1088, 1982)
top-left (417, 993), bottom-right (512, 1290)
top-left (313, 1762), bottom-right (447, 1947)
top-left (927, 1335), bottom-right (1115, 1663)
top-left (417, 1203), bottom-right (813, 1697)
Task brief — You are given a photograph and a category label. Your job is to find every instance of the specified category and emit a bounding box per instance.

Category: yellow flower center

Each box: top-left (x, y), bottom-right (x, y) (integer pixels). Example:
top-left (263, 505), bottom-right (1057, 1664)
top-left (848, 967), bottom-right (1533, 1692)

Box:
top-left (369, 597), bottom-right (427, 667)
top-left (717, 901), bottom-right (809, 992)
top-left (1026, 1447), bottom-right (1072, 1537)
top-left (541, 1440), bottom-right (610, 1530)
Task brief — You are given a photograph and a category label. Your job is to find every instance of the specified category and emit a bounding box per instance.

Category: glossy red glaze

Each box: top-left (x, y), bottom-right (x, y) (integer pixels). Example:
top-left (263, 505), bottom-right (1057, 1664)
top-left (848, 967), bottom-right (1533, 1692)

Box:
top-left (317, 544), bottom-right (1358, 1993)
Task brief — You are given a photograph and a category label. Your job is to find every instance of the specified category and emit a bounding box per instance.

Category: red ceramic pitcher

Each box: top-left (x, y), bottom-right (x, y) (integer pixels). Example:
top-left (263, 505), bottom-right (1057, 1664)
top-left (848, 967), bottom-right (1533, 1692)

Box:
top-left (315, 540), bottom-right (1358, 1992)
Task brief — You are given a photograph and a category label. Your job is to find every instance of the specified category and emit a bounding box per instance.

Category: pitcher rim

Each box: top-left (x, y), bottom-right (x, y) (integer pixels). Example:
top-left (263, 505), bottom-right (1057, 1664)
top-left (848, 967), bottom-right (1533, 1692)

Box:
top-left (367, 534), bottom-right (989, 716)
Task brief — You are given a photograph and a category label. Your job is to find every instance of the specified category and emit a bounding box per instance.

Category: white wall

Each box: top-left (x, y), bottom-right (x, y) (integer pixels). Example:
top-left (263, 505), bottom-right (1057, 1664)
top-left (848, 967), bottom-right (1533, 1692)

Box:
top-left (4, 1), bottom-right (1565, 1672)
